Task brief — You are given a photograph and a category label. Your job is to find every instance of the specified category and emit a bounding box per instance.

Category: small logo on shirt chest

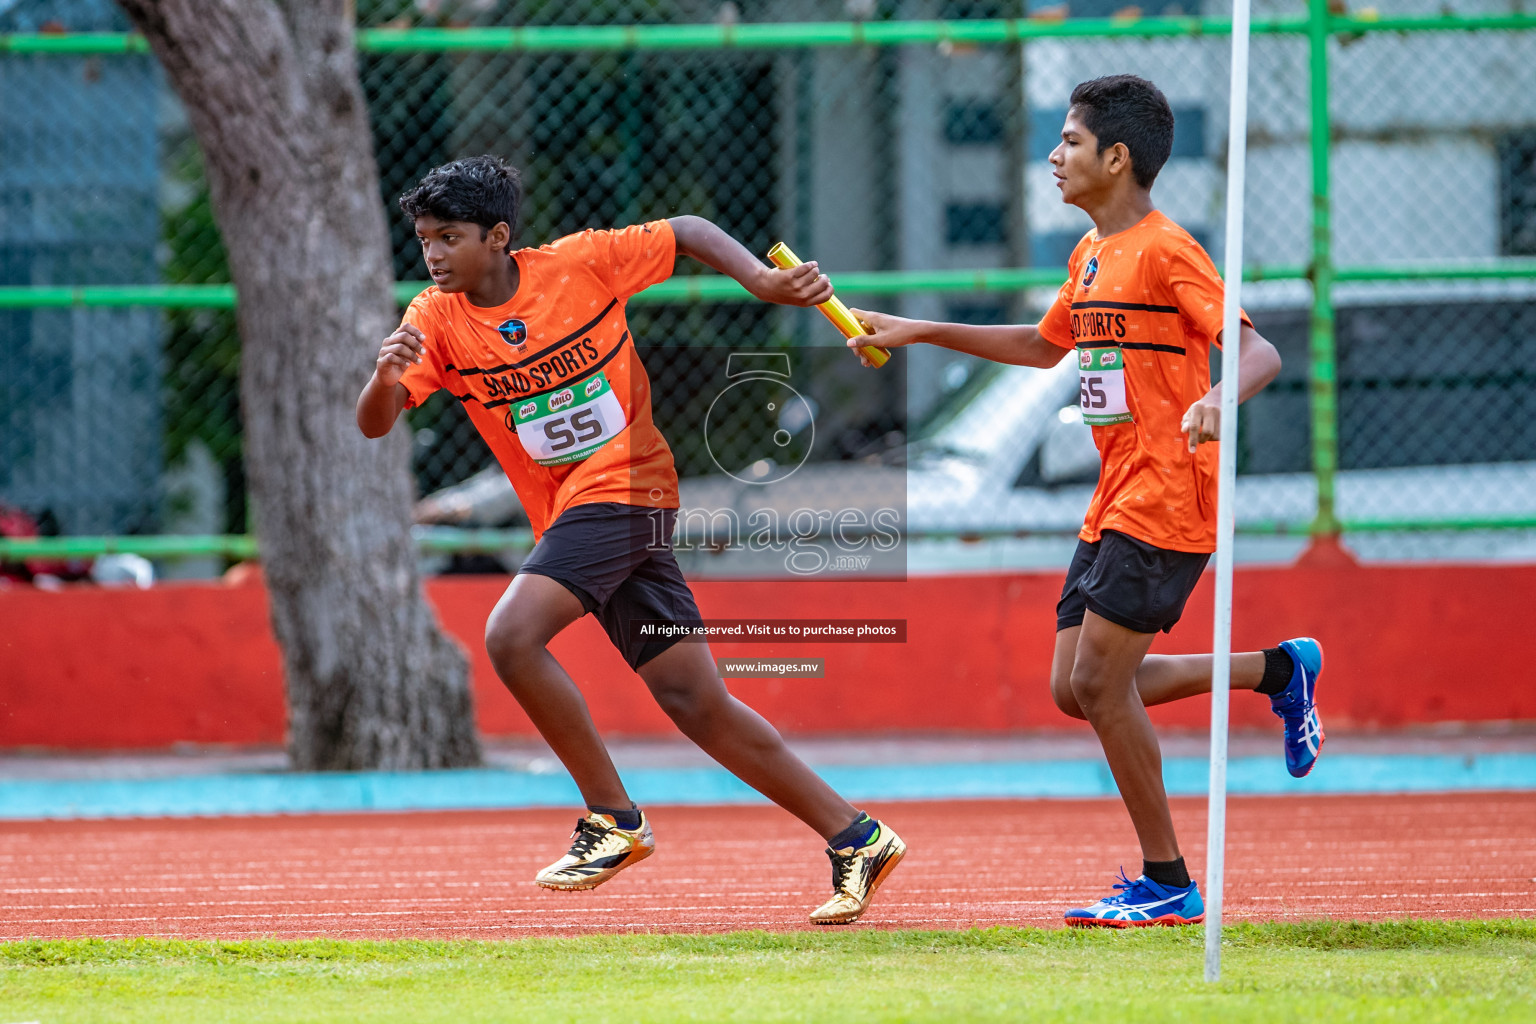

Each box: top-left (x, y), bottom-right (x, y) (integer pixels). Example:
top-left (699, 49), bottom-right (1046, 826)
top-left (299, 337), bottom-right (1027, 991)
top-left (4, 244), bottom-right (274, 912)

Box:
top-left (1082, 256), bottom-right (1100, 288)
top-left (496, 319), bottom-right (528, 349)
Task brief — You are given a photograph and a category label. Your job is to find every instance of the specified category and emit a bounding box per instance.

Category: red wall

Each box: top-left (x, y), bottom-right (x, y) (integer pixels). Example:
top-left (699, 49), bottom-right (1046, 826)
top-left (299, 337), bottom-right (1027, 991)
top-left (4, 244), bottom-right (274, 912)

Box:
top-left (2, 563), bottom-right (1533, 749)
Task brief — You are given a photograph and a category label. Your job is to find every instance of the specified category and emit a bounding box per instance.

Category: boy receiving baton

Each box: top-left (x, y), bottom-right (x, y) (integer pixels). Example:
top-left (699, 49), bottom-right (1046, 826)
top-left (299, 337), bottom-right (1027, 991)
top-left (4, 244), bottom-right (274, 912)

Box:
top-left (357, 156), bottom-right (905, 924)
top-left (852, 76), bottom-right (1323, 927)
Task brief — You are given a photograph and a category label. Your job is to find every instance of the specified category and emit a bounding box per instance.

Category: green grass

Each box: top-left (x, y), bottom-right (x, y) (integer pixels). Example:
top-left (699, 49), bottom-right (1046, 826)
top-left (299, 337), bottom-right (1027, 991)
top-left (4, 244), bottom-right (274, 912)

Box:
top-left (2, 921), bottom-right (1534, 1023)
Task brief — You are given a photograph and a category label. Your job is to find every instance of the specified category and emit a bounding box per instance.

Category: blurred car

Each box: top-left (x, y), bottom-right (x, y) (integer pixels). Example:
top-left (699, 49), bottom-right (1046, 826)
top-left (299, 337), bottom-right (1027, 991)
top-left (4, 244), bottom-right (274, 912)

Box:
top-left (898, 358), bottom-right (1536, 564)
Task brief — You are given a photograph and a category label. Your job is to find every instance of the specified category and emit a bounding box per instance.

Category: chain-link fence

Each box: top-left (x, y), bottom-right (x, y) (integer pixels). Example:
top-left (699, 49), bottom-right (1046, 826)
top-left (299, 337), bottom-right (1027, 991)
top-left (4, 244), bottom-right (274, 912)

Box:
top-left (2, 0), bottom-right (1534, 575)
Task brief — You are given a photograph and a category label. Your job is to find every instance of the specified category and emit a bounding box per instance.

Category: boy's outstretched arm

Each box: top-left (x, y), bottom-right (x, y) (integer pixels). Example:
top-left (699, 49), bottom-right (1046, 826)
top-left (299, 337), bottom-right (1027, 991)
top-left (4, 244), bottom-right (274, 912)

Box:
top-left (669, 215), bottom-right (832, 307)
top-left (847, 308), bottom-right (1068, 369)
top-left (1180, 324), bottom-right (1282, 452)
top-left (356, 323), bottom-right (424, 438)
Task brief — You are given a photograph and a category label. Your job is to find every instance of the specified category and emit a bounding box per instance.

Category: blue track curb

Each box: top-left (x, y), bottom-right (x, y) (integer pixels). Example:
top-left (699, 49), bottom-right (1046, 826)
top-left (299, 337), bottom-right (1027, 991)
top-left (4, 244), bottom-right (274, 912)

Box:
top-left (2, 753), bottom-right (1534, 820)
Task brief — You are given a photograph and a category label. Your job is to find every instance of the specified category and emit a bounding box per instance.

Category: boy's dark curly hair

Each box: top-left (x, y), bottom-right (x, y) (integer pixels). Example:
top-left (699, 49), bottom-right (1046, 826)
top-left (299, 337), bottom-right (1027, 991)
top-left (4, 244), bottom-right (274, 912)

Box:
top-left (399, 155), bottom-right (523, 253)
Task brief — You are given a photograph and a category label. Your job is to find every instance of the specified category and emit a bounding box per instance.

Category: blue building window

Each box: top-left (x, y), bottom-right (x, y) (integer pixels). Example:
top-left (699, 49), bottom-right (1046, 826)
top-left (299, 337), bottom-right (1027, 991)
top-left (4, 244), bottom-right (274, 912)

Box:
top-left (1500, 130), bottom-right (1536, 256)
top-left (946, 301), bottom-right (1010, 326)
top-left (945, 99), bottom-right (1005, 145)
top-left (946, 202), bottom-right (1009, 245)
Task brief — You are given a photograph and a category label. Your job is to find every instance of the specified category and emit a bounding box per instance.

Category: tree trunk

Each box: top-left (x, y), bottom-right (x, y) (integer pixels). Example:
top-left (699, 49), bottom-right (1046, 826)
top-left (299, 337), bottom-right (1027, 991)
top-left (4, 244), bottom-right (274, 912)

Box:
top-left (118, 0), bottom-right (480, 770)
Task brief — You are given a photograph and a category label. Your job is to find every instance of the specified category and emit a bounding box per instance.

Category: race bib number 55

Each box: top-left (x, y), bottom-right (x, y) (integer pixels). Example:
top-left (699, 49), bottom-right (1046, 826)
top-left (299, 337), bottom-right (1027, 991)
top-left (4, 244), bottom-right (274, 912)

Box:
top-left (1078, 347), bottom-right (1132, 426)
top-left (511, 371), bottom-right (628, 466)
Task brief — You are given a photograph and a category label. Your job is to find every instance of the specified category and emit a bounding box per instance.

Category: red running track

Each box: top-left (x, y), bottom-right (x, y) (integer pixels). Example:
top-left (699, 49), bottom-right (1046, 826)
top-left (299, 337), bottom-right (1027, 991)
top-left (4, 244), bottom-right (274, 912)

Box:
top-left (4, 794), bottom-right (1534, 941)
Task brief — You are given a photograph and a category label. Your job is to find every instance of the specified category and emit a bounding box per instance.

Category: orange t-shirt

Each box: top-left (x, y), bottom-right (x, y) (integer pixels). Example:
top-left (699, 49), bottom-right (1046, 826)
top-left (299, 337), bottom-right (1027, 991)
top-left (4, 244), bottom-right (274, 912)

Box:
top-left (1037, 210), bottom-right (1251, 554)
top-left (398, 220), bottom-right (679, 540)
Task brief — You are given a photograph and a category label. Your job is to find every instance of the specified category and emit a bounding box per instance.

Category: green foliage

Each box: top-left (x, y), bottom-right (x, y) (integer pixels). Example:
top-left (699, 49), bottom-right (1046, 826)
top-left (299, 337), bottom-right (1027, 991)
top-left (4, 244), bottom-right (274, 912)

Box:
top-left (159, 142), bottom-right (245, 533)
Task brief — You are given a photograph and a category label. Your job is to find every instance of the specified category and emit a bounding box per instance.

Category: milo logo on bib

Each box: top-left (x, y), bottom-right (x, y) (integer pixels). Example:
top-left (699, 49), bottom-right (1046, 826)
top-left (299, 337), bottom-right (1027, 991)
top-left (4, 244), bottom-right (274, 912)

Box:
top-left (510, 370), bottom-right (629, 466)
top-left (1078, 346), bottom-right (1133, 426)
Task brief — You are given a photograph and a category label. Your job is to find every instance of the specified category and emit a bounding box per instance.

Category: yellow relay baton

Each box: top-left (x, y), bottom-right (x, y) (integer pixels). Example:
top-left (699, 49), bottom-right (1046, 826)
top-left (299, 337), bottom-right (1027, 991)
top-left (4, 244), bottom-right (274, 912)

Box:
top-left (766, 242), bottom-right (890, 368)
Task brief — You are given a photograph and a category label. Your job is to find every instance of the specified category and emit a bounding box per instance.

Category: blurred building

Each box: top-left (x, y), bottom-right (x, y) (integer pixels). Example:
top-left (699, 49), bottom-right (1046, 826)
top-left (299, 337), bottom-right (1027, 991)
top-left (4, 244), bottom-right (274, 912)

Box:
top-left (0, 0), bottom-right (163, 534)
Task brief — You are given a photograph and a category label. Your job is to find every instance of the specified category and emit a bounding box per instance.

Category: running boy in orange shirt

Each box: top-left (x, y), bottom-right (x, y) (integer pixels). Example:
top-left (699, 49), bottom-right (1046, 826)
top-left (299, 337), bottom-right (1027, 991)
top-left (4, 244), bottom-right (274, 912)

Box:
top-left (852, 76), bottom-right (1324, 927)
top-left (357, 156), bottom-right (904, 924)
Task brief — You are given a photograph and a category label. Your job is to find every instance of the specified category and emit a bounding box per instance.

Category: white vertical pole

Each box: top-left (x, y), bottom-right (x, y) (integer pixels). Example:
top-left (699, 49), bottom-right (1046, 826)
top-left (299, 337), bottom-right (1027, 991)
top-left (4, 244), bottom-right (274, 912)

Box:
top-left (1206, 0), bottom-right (1254, 985)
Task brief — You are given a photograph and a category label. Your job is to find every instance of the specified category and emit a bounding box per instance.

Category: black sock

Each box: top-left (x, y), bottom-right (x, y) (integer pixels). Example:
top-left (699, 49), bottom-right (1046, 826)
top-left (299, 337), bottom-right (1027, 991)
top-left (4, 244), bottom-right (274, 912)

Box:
top-left (1255, 646), bottom-right (1295, 696)
top-left (827, 812), bottom-right (879, 850)
top-left (590, 803), bottom-right (642, 830)
top-left (1143, 856), bottom-right (1191, 889)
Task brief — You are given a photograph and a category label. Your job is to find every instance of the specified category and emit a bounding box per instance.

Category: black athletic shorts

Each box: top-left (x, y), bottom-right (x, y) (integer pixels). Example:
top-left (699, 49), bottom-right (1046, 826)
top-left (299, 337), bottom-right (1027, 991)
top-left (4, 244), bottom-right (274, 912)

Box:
top-left (517, 503), bottom-right (703, 670)
top-left (1055, 529), bottom-right (1211, 635)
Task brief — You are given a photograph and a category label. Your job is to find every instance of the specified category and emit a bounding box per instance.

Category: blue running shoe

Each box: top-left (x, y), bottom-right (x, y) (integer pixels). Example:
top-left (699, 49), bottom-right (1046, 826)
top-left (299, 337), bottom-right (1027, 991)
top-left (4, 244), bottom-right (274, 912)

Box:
top-left (1064, 870), bottom-right (1204, 928)
top-left (1272, 637), bottom-right (1325, 778)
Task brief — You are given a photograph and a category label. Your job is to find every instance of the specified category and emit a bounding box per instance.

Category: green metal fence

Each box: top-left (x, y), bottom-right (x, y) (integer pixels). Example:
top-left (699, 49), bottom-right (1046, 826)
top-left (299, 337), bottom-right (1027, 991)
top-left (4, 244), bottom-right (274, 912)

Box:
top-left (2, 0), bottom-right (1535, 570)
